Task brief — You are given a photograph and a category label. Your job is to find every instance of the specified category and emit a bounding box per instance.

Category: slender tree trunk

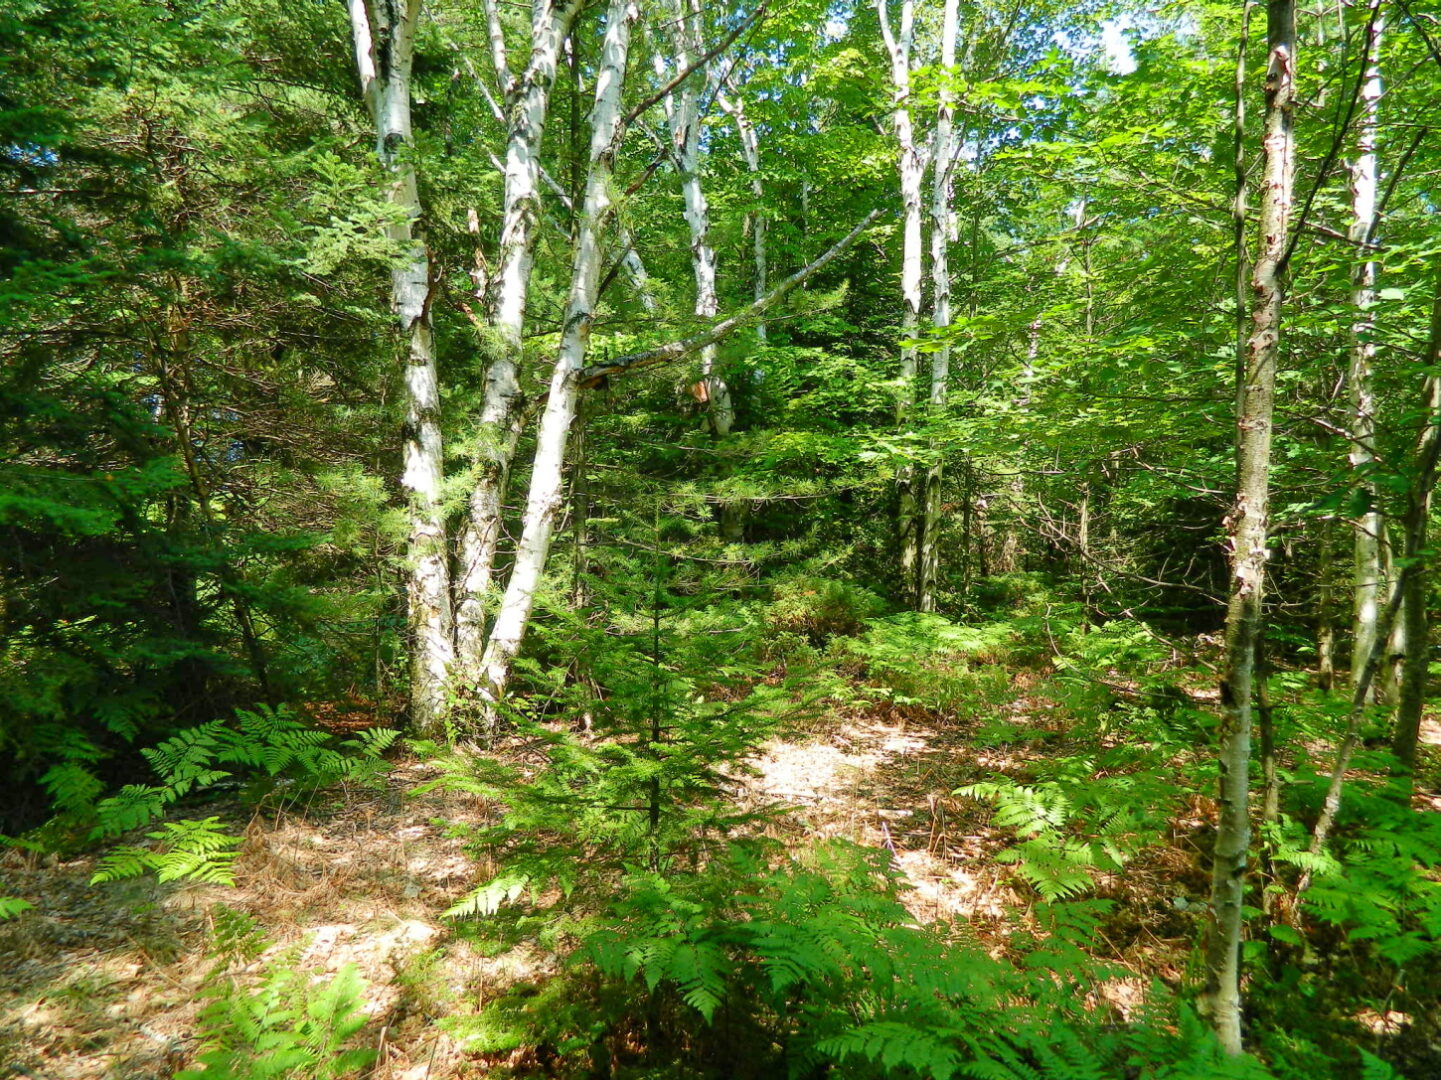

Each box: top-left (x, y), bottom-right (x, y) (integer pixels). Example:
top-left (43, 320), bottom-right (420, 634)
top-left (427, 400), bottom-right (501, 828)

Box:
top-left (717, 80), bottom-right (767, 342)
top-left (997, 321), bottom-right (1038, 574)
top-left (537, 163), bottom-right (656, 310)
top-left (1318, 521), bottom-right (1336, 690)
top-left (477, 0), bottom-right (641, 729)
top-left (1308, 351), bottom-right (1441, 859)
top-left (349, 0), bottom-right (453, 737)
top-left (1204, 0), bottom-right (1293, 1054)
top-left (454, 0), bottom-right (583, 690)
top-left (1393, 456), bottom-right (1433, 778)
top-left (878, 0), bottom-right (925, 605)
top-left (1381, 527), bottom-right (1406, 704)
top-left (919, 0), bottom-right (959, 613)
top-left (658, 0), bottom-right (731, 437)
top-left (1393, 271), bottom-right (1441, 775)
top-left (1349, 10), bottom-right (1385, 702)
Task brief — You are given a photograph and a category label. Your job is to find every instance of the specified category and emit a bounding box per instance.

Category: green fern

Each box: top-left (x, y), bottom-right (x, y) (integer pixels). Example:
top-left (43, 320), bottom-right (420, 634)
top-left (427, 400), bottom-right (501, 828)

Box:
top-left (176, 959), bottom-right (375, 1079)
top-left (957, 754), bottom-right (1178, 902)
top-left (818, 1020), bottom-right (964, 1080)
top-left (0, 897), bottom-right (34, 920)
top-left (91, 816), bottom-right (240, 885)
top-left (81, 706), bottom-right (398, 887)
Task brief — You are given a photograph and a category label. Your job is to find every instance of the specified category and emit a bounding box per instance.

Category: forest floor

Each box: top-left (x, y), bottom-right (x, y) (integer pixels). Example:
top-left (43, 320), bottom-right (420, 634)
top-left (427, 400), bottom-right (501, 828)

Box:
top-left (3, 669), bottom-right (1438, 1079)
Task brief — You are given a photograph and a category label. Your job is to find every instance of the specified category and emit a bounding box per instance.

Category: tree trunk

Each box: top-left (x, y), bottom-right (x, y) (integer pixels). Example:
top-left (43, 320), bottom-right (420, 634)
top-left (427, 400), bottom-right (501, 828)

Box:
top-left (1393, 271), bottom-right (1441, 775)
top-left (657, 0), bottom-right (731, 437)
top-left (1204, 0), bottom-right (1293, 1054)
top-left (717, 80), bottom-right (766, 342)
top-left (1317, 521), bottom-right (1336, 690)
top-left (919, 0), bottom-right (959, 613)
top-left (476, 0), bottom-right (640, 729)
top-left (1348, 10), bottom-right (1384, 702)
top-left (454, 0), bottom-right (583, 691)
top-left (349, 0), bottom-right (453, 738)
top-left (878, 0), bottom-right (924, 605)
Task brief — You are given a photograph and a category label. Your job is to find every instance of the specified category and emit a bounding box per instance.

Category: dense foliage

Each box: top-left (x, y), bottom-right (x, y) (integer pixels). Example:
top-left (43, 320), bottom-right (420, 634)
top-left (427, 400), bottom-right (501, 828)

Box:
top-left (2, 0), bottom-right (1440, 1076)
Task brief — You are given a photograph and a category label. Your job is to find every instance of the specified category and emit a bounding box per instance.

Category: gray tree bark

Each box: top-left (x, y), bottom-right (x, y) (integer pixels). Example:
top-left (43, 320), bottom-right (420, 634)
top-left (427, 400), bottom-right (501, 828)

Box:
top-left (1204, 0), bottom-right (1294, 1054)
top-left (1204, 0), bottom-right (1296, 1055)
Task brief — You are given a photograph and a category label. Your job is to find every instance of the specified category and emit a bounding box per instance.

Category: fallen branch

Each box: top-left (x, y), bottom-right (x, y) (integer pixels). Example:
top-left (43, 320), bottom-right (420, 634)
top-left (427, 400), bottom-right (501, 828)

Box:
top-left (579, 207), bottom-right (883, 388)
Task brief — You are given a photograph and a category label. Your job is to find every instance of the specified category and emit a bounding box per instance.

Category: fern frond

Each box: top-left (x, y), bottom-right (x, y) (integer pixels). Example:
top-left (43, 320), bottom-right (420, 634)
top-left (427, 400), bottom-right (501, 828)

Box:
top-left (444, 873), bottom-right (532, 918)
top-left (0, 897), bottom-right (34, 920)
top-left (817, 1020), bottom-right (963, 1080)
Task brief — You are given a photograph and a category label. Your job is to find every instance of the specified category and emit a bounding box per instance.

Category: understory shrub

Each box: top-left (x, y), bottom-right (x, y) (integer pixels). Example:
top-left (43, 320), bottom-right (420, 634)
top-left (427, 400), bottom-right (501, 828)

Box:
top-left (178, 907), bottom-right (375, 1079)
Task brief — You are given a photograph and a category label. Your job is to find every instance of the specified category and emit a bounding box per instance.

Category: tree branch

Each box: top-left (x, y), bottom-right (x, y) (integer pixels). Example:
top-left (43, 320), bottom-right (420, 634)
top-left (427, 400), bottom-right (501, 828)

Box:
top-left (578, 208), bottom-right (882, 387)
top-left (622, 4), bottom-right (767, 126)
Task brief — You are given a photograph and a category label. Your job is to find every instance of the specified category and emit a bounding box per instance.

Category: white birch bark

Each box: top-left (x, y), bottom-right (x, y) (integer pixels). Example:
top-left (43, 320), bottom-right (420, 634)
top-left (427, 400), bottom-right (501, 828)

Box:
top-left (919, 0), bottom-right (959, 613)
top-left (1348, 11), bottom-right (1384, 699)
top-left (348, 0), bottom-right (453, 737)
top-left (476, 0), bottom-right (641, 725)
top-left (878, 0), bottom-right (925, 602)
top-left (534, 156), bottom-right (657, 310)
top-left (657, 0), bottom-right (731, 436)
top-left (716, 79), bottom-right (767, 342)
top-left (454, 0), bottom-right (584, 688)
top-left (1204, 0), bottom-right (1294, 1053)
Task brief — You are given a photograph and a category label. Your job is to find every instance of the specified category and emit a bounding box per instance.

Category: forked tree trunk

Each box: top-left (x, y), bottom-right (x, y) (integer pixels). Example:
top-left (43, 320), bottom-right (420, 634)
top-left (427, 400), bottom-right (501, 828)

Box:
top-left (476, 0), bottom-right (641, 729)
top-left (919, 0), bottom-right (959, 613)
top-left (454, 0), bottom-right (583, 692)
top-left (1348, 9), bottom-right (1384, 702)
top-left (348, 0), bottom-right (453, 737)
top-left (878, 0), bottom-right (925, 604)
top-left (470, 207), bottom-right (879, 726)
top-left (1204, 0), bottom-right (1294, 1054)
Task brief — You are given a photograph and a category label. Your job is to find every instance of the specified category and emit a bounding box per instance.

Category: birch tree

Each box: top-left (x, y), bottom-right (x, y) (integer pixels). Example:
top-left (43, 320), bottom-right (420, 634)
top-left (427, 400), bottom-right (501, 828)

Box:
top-left (347, 0), bottom-right (453, 737)
top-left (918, 0), bottom-right (960, 613)
top-left (877, 0), bottom-right (926, 604)
top-left (475, 0), bottom-right (643, 728)
top-left (716, 77), bottom-right (768, 343)
top-left (1347, 5), bottom-right (1384, 701)
top-left (1204, 0), bottom-right (1295, 1053)
top-left (655, 0), bottom-right (732, 437)
top-left (454, 0), bottom-right (584, 691)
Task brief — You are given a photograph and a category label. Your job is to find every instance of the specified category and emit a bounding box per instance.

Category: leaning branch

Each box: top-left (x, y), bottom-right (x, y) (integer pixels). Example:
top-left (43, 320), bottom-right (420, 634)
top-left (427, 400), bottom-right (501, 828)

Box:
top-left (578, 208), bottom-right (883, 388)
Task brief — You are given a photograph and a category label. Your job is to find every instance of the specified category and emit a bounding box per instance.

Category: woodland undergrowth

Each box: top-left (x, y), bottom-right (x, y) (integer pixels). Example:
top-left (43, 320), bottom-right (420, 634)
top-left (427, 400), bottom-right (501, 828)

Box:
top-left (5, 571), bottom-right (1437, 1080)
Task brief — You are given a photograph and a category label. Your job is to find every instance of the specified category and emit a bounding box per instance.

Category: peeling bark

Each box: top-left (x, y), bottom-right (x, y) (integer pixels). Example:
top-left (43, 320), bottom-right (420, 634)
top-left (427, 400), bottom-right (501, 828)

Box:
top-left (919, 0), bottom-right (959, 613)
top-left (454, 0), bottom-right (584, 691)
top-left (655, 0), bottom-right (730, 437)
top-left (349, 0), bottom-right (453, 737)
top-left (1204, 0), bottom-right (1294, 1054)
top-left (476, 0), bottom-right (641, 728)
